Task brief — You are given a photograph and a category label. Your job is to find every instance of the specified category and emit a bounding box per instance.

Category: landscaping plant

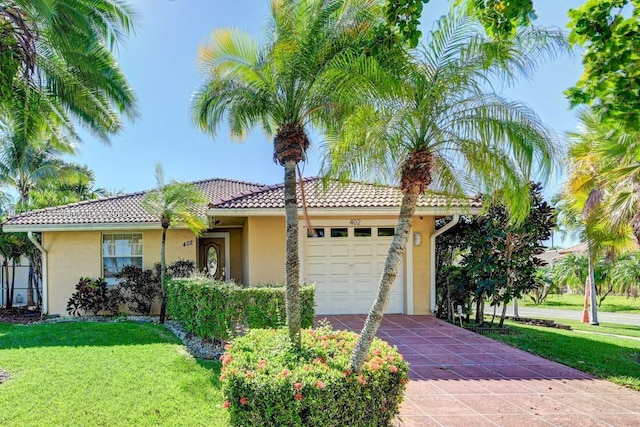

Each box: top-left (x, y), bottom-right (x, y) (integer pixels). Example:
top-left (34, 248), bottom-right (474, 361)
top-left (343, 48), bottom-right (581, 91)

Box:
top-left (115, 265), bottom-right (161, 315)
top-left (166, 278), bottom-right (314, 341)
top-left (220, 324), bottom-right (408, 426)
top-left (66, 277), bottom-right (119, 316)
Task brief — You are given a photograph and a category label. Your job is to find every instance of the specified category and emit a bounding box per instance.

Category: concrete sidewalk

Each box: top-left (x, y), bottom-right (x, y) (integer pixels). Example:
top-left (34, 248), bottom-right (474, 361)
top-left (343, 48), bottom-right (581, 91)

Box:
top-left (321, 315), bottom-right (640, 427)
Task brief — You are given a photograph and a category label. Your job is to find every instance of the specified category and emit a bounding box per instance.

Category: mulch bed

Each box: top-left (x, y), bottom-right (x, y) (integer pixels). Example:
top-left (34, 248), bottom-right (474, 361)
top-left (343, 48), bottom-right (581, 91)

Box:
top-left (0, 307), bottom-right (42, 324)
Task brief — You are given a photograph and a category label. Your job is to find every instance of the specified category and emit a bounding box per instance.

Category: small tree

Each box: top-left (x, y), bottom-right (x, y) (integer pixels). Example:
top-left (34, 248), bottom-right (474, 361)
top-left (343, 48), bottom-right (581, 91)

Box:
top-left (143, 163), bottom-right (207, 323)
top-left (465, 184), bottom-right (553, 326)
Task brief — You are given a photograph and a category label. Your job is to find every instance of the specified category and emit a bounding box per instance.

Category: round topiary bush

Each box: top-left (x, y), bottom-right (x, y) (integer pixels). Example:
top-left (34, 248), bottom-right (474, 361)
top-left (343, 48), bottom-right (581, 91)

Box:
top-left (219, 324), bottom-right (409, 426)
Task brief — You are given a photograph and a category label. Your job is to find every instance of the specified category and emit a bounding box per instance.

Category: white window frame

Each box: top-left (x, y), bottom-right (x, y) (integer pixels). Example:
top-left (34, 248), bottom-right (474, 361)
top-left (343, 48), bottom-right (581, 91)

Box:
top-left (102, 232), bottom-right (144, 284)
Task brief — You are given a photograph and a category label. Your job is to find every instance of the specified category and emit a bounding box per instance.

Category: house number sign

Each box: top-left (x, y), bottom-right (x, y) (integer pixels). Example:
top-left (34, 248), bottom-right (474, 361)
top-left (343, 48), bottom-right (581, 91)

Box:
top-left (183, 240), bottom-right (193, 247)
top-left (349, 219), bottom-right (361, 225)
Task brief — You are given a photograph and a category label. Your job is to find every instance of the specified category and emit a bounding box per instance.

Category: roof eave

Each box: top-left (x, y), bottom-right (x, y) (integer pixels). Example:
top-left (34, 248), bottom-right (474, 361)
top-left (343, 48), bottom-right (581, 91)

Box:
top-left (207, 206), bottom-right (482, 217)
top-left (2, 222), bottom-right (164, 233)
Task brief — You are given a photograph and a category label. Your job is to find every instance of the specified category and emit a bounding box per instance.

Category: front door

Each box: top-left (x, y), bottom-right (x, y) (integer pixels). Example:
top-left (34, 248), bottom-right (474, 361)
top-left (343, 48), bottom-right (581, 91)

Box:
top-left (198, 238), bottom-right (226, 280)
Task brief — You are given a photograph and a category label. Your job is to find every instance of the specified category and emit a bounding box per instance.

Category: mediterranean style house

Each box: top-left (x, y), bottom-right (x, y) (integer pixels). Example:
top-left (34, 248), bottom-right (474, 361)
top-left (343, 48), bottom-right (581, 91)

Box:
top-left (2, 177), bottom-right (480, 317)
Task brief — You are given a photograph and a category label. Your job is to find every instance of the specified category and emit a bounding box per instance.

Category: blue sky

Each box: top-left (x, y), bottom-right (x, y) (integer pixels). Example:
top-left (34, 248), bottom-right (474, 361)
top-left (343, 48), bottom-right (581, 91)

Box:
top-left (77, 0), bottom-right (585, 197)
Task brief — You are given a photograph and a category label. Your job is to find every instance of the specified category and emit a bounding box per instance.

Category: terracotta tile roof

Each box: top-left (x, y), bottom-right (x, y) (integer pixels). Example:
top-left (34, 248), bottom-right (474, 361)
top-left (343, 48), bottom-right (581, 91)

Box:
top-left (3, 178), bottom-right (266, 227)
top-left (3, 177), bottom-right (480, 229)
top-left (211, 178), bottom-right (481, 210)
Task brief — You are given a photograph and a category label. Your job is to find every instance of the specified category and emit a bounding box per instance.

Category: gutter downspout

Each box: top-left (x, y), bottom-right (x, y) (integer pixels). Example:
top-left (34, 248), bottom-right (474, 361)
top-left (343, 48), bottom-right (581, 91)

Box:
top-left (28, 232), bottom-right (47, 316)
top-left (430, 215), bottom-right (459, 313)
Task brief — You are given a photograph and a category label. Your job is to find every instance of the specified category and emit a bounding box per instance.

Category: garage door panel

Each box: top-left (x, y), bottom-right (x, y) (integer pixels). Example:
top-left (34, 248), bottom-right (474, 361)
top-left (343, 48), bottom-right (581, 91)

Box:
top-left (329, 262), bottom-right (350, 275)
top-left (330, 244), bottom-right (349, 257)
top-left (306, 244), bottom-right (326, 257)
top-left (376, 244), bottom-right (392, 256)
top-left (304, 226), bottom-right (404, 315)
top-left (353, 244), bottom-right (373, 257)
top-left (306, 261), bottom-right (327, 276)
top-left (353, 262), bottom-right (376, 275)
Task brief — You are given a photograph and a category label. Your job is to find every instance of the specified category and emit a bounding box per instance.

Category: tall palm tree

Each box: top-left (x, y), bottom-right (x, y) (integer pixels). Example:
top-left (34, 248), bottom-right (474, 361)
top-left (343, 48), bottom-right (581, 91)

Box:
top-left (0, 0), bottom-right (138, 141)
top-left (191, 0), bottom-right (384, 346)
top-left (29, 164), bottom-right (112, 209)
top-left (558, 110), bottom-right (635, 324)
top-left (0, 113), bottom-right (76, 212)
top-left (324, 7), bottom-right (566, 372)
top-left (142, 163), bottom-right (207, 323)
top-left (593, 117), bottom-right (640, 244)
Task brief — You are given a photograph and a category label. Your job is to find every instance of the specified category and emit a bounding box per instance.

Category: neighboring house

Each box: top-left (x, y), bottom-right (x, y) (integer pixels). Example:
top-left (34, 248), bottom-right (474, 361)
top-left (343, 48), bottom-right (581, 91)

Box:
top-left (537, 243), bottom-right (588, 265)
top-left (2, 177), bottom-right (480, 317)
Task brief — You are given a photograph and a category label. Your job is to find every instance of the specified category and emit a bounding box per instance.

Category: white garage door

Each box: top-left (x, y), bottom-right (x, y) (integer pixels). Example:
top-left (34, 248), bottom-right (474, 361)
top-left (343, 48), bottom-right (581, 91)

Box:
top-left (304, 226), bottom-right (403, 315)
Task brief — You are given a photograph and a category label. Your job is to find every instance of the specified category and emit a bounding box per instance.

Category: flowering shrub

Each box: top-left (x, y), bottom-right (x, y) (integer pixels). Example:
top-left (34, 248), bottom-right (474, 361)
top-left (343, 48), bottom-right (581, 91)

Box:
top-left (166, 278), bottom-right (314, 340)
top-left (66, 277), bottom-right (120, 316)
top-left (220, 325), bottom-right (409, 426)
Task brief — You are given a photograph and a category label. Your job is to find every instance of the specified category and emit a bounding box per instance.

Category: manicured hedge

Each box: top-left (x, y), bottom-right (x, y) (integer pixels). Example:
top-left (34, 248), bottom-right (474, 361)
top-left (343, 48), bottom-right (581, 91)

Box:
top-left (166, 278), bottom-right (315, 340)
top-left (220, 326), bottom-right (409, 426)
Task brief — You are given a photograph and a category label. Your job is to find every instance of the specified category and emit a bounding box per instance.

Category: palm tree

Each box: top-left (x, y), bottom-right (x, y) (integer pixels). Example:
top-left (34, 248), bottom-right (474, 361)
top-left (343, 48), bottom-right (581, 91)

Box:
top-left (142, 163), bottom-right (207, 323)
top-left (592, 117), bottom-right (640, 244)
top-left (610, 252), bottom-right (640, 299)
top-left (0, 115), bottom-right (76, 212)
top-left (0, 0), bottom-right (138, 141)
top-left (191, 0), bottom-right (384, 346)
top-left (324, 7), bottom-right (566, 372)
top-left (557, 110), bottom-right (635, 324)
top-left (29, 164), bottom-right (112, 209)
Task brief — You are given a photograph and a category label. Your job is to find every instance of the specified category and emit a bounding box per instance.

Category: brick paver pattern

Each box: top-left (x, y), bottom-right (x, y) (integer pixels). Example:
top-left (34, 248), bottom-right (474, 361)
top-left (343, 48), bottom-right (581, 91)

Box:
top-left (320, 315), bottom-right (640, 427)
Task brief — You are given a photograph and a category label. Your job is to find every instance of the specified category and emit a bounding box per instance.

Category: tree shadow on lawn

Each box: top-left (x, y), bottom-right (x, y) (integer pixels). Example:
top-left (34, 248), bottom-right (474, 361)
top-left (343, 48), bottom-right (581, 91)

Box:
top-left (0, 321), bottom-right (180, 350)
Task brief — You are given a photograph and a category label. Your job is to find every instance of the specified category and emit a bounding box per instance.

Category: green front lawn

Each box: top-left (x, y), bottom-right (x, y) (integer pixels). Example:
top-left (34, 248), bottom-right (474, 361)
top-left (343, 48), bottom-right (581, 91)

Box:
top-left (487, 320), bottom-right (640, 390)
top-left (0, 322), bottom-right (228, 427)
top-left (520, 293), bottom-right (640, 313)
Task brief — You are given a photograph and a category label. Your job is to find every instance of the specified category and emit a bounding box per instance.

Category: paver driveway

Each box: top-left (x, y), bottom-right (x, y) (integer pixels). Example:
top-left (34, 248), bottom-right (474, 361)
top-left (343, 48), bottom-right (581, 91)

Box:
top-left (320, 315), bottom-right (640, 427)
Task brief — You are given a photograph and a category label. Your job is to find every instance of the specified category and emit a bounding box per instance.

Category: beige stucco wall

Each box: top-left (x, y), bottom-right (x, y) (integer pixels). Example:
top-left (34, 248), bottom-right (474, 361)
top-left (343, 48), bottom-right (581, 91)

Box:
top-left (42, 215), bottom-right (439, 317)
top-left (228, 229), bottom-right (243, 283)
top-left (43, 228), bottom-right (197, 316)
top-left (244, 216), bottom-right (286, 285)
top-left (411, 216), bottom-right (435, 315)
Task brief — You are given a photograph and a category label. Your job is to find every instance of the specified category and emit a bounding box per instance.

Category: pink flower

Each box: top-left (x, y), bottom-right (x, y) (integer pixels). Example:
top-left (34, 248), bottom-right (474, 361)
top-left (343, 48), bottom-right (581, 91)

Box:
top-left (219, 374), bottom-right (227, 381)
top-left (389, 365), bottom-right (398, 374)
top-left (357, 375), bottom-right (366, 385)
top-left (246, 371), bottom-right (254, 378)
top-left (315, 380), bottom-right (326, 389)
top-left (224, 344), bottom-right (232, 350)
top-left (293, 382), bottom-right (303, 390)
top-left (257, 360), bottom-right (267, 369)
top-left (369, 362), bottom-right (380, 371)
top-left (240, 397), bottom-right (248, 405)
top-left (295, 393), bottom-right (303, 401)
top-left (281, 369), bottom-right (290, 377)
top-left (222, 400), bottom-right (230, 409)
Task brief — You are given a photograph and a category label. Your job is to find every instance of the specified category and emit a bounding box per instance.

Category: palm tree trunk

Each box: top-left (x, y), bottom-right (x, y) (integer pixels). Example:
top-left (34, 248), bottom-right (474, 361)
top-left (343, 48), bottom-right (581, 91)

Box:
top-left (159, 226), bottom-right (168, 324)
top-left (351, 187), bottom-right (419, 373)
top-left (3, 260), bottom-right (9, 309)
top-left (587, 242), bottom-right (599, 325)
top-left (284, 160), bottom-right (301, 347)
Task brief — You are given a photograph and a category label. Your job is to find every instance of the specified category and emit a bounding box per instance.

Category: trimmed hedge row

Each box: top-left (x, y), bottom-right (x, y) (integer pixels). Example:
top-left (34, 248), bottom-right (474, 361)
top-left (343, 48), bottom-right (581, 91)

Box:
top-left (166, 278), bottom-right (315, 340)
top-left (220, 326), bottom-right (409, 426)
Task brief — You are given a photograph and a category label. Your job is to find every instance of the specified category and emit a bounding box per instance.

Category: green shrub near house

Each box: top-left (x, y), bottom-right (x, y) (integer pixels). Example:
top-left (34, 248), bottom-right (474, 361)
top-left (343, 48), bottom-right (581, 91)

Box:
top-left (220, 325), bottom-right (408, 426)
top-left (166, 278), bottom-right (315, 341)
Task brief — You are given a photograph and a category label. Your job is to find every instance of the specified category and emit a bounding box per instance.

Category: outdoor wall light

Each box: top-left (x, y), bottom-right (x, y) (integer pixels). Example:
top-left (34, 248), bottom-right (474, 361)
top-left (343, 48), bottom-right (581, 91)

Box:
top-left (413, 232), bottom-right (422, 247)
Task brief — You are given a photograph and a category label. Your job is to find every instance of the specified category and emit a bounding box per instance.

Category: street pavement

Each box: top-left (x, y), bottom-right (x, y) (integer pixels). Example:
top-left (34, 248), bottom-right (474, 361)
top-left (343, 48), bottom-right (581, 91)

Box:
top-left (487, 305), bottom-right (640, 326)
